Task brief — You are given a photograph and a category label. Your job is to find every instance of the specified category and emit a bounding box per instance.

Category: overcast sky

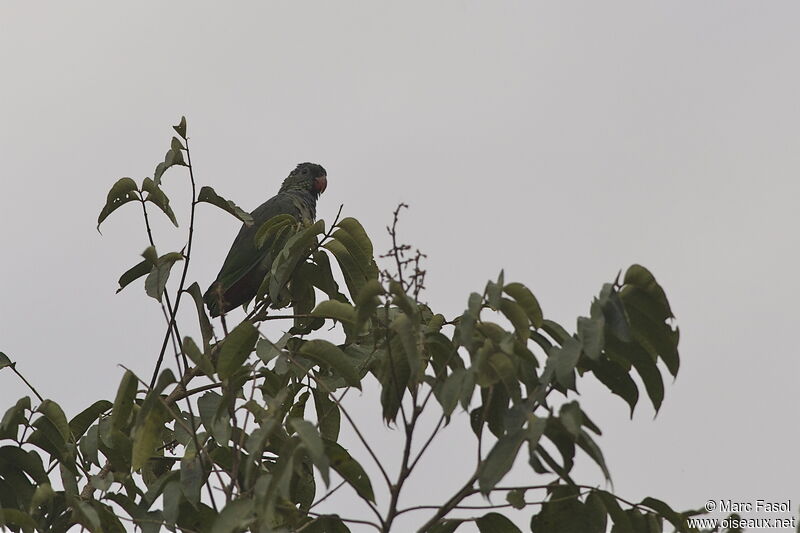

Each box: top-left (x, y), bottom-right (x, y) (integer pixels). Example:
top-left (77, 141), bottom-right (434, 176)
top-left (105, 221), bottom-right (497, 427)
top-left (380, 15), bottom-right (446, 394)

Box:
top-left (2, 2), bottom-right (798, 531)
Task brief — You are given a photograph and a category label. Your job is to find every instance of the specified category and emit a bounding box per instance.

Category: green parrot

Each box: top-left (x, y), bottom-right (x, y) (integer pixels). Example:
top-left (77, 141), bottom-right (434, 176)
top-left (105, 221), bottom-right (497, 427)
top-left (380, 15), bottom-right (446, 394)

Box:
top-left (203, 162), bottom-right (328, 317)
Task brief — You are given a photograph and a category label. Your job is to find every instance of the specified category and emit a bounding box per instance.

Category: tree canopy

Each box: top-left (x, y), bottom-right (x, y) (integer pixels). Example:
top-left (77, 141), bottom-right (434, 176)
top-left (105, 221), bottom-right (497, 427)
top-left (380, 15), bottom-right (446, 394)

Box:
top-left (0, 119), bottom-right (735, 533)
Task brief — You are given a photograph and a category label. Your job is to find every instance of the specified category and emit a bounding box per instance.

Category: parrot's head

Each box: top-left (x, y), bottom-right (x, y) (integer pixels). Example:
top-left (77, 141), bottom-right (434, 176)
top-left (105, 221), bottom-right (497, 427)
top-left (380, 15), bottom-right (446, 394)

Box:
top-left (281, 162), bottom-right (327, 198)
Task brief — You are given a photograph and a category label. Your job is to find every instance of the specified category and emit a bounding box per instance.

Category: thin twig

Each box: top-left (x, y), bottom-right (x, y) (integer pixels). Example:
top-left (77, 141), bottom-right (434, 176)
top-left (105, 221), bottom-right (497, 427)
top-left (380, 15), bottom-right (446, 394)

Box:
top-left (291, 508), bottom-right (382, 532)
top-left (308, 479), bottom-right (347, 510)
top-left (283, 354), bottom-right (388, 528)
top-left (8, 365), bottom-right (44, 403)
top-left (149, 137), bottom-right (198, 389)
top-left (407, 413), bottom-right (445, 472)
top-left (416, 471), bottom-right (479, 533)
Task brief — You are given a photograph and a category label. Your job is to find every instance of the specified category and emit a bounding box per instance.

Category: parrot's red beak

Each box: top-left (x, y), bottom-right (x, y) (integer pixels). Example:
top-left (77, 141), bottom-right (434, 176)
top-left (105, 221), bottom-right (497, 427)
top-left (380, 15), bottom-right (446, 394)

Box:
top-left (314, 175), bottom-right (327, 194)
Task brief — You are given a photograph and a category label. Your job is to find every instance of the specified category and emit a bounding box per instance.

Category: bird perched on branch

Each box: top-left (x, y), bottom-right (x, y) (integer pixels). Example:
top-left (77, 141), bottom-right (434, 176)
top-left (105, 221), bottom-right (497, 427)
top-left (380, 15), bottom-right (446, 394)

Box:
top-left (204, 162), bottom-right (327, 317)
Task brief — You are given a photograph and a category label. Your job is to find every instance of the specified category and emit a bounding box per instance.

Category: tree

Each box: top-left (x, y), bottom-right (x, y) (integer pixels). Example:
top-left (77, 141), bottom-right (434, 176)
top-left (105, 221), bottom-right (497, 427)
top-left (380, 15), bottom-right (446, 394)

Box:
top-left (0, 118), bottom-right (726, 532)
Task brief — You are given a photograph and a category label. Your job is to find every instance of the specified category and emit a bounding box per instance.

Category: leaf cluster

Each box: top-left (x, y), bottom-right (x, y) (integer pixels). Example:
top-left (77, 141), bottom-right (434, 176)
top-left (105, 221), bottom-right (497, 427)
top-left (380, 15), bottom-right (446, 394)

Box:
top-left (0, 119), bottom-right (731, 533)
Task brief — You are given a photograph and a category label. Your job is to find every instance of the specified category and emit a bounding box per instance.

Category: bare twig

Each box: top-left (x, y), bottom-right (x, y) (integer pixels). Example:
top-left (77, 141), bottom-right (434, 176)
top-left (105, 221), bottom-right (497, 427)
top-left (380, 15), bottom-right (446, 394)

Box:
top-left (149, 137), bottom-right (198, 389)
top-left (6, 364), bottom-right (44, 403)
top-left (407, 413), bottom-right (445, 472)
top-left (308, 479), bottom-right (347, 510)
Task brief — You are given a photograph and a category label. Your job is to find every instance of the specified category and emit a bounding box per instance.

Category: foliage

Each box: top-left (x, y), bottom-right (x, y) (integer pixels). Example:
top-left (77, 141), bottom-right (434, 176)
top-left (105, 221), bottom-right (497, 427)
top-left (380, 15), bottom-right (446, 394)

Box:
top-left (0, 119), bottom-right (740, 532)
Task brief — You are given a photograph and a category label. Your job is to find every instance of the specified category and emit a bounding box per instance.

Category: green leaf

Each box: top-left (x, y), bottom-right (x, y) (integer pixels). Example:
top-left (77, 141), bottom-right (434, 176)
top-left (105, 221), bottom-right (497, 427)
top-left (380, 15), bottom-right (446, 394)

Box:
top-left (577, 429), bottom-right (611, 482)
top-left (504, 282), bottom-right (544, 328)
top-left (585, 357), bottom-right (639, 417)
top-left (336, 217), bottom-right (374, 258)
top-left (302, 515), bottom-right (352, 533)
top-left (530, 485), bottom-right (605, 533)
top-left (540, 319), bottom-right (571, 345)
top-left (162, 480), bottom-right (182, 527)
top-left (141, 177), bottom-right (178, 226)
top-left (428, 519), bottom-right (466, 533)
top-left (269, 219), bottom-right (325, 301)
top-left (559, 401), bottom-right (582, 438)
top-left (37, 400), bottom-right (70, 443)
top-left (637, 497), bottom-right (685, 530)
top-left (141, 245), bottom-right (158, 265)
top-left (476, 512), bottom-right (521, 533)
top-left (28, 417), bottom-right (68, 461)
top-left (577, 315), bottom-right (604, 360)
top-left (217, 321), bottom-right (259, 379)
top-left (527, 414), bottom-right (547, 447)
top-left (324, 238), bottom-right (368, 300)
top-left (292, 278), bottom-right (320, 336)
top-left (323, 440), bottom-right (375, 503)
top-left (546, 336), bottom-right (581, 390)
top-left (312, 388), bottom-right (340, 441)
top-left (254, 213), bottom-right (296, 249)
top-left (255, 332), bottom-right (290, 364)
top-left (183, 336), bottom-right (214, 378)
top-left (111, 371), bottom-right (138, 433)
top-left (607, 337), bottom-right (664, 412)
top-left (623, 265), bottom-right (673, 317)
top-left (198, 391), bottom-right (231, 446)
top-left (29, 481), bottom-right (55, 511)
top-left (210, 498), bottom-right (253, 533)
top-left (330, 227), bottom-right (377, 281)
top-left (0, 352), bottom-right (12, 370)
top-left (307, 249), bottom-right (349, 303)
top-left (154, 148), bottom-right (187, 185)
top-left (620, 286), bottom-right (680, 377)
top-left (391, 313), bottom-right (421, 379)
top-left (184, 283), bottom-right (215, 351)
top-left (144, 251), bottom-right (184, 303)
top-left (116, 259), bottom-right (151, 294)
top-left (131, 406), bottom-right (168, 471)
top-left (0, 509), bottom-right (38, 530)
top-left (0, 446), bottom-right (47, 483)
top-left (97, 177), bottom-right (140, 230)
top-left (180, 454), bottom-right (204, 507)
top-left (479, 428), bottom-right (526, 494)
top-left (354, 279), bottom-right (383, 328)
top-left (311, 300), bottom-right (357, 325)
top-left (378, 337), bottom-right (411, 422)
top-left (173, 116), bottom-right (187, 140)
top-left (506, 489), bottom-right (526, 510)
top-left (596, 490), bottom-right (633, 533)
top-left (69, 400), bottom-right (112, 440)
top-left (299, 340), bottom-right (361, 389)
top-left (60, 460), bottom-right (79, 496)
top-left (499, 297), bottom-right (530, 341)
top-left (389, 280), bottom-right (418, 319)
top-left (80, 424), bottom-right (100, 467)
top-left (290, 418), bottom-right (330, 485)
top-left (486, 271), bottom-right (504, 310)
top-left (0, 396), bottom-right (30, 439)
top-left (90, 471), bottom-right (113, 492)
top-left (438, 368), bottom-right (470, 417)
top-left (197, 186), bottom-right (254, 226)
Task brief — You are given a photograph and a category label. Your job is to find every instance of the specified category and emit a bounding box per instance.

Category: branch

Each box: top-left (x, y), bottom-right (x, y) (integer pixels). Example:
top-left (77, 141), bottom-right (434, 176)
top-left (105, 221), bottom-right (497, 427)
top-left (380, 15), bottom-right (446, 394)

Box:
top-left (149, 137), bottom-right (199, 389)
top-left (415, 471), bottom-right (479, 533)
top-left (408, 413), bottom-right (445, 472)
top-left (6, 364), bottom-right (45, 403)
top-left (308, 479), bottom-right (347, 511)
top-left (292, 509), bottom-right (382, 532)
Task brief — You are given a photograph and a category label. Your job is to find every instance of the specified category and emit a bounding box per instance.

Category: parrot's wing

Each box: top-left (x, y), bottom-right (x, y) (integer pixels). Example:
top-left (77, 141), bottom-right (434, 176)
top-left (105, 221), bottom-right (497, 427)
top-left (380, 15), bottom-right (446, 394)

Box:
top-left (215, 195), bottom-right (297, 289)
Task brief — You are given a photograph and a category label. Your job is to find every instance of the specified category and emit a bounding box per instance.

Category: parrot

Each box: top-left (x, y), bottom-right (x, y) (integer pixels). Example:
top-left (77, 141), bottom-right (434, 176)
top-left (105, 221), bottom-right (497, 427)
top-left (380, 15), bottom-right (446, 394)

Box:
top-left (203, 162), bottom-right (327, 317)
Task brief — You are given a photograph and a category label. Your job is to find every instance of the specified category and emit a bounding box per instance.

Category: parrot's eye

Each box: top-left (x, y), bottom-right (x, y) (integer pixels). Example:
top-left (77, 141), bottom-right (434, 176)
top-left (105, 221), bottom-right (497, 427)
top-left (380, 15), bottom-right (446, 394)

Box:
top-left (301, 168), bottom-right (308, 175)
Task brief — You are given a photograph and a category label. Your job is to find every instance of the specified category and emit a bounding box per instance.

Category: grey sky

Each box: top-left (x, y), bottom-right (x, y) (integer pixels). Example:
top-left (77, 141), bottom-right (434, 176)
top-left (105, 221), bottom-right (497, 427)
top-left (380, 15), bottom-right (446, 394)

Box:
top-left (2, 2), bottom-right (798, 531)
